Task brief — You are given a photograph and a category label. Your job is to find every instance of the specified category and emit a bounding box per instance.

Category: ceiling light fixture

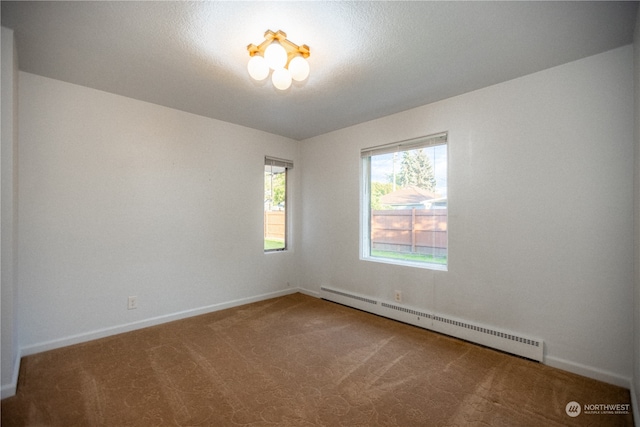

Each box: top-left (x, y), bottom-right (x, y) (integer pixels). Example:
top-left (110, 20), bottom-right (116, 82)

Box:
top-left (247, 30), bottom-right (310, 91)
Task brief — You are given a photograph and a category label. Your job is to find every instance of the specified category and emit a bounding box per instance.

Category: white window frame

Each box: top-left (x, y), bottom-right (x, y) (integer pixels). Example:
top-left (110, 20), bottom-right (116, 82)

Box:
top-left (264, 156), bottom-right (293, 253)
top-left (360, 132), bottom-right (448, 271)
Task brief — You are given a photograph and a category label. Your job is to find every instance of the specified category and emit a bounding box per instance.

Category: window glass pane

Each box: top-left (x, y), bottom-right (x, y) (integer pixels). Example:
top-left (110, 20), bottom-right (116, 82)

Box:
top-left (264, 164), bottom-right (286, 251)
top-left (366, 143), bottom-right (447, 268)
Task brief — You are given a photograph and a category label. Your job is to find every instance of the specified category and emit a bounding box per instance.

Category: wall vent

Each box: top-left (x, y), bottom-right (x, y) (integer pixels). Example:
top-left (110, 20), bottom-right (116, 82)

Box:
top-left (432, 314), bottom-right (540, 348)
top-left (381, 302), bottom-right (431, 319)
top-left (321, 286), bottom-right (543, 362)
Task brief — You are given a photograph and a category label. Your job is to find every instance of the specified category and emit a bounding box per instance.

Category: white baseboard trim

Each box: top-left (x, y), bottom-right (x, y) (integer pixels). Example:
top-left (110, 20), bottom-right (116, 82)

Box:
top-left (297, 287), bottom-right (320, 298)
top-left (1, 287), bottom-right (299, 399)
top-left (630, 382), bottom-right (639, 427)
top-left (319, 285), bottom-right (544, 362)
top-left (317, 285), bottom-right (632, 392)
top-left (4, 285), bottom-right (635, 416)
top-left (303, 287), bottom-right (640, 425)
top-left (544, 355), bottom-right (631, 389)
top-left (1, 348), bottom-right (22, 399)
top-left (21, 288), bottom-right (298, 358)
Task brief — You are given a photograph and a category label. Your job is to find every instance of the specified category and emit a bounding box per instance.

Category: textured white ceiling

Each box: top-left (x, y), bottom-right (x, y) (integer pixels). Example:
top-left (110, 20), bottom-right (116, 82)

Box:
top-left (2, 1), bottom-right (637, 140)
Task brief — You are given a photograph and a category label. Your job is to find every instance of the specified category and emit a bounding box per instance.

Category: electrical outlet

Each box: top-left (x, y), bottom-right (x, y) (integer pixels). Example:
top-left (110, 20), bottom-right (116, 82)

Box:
top-left (127, 296), bottom-right (138, 310)
top-left (394, 290), bottom-right (402, 303)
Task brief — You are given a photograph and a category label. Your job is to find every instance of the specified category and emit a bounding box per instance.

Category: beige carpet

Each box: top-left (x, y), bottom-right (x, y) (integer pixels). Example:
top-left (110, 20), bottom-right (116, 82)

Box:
top-left (1, 293), bottom-right (633, 426)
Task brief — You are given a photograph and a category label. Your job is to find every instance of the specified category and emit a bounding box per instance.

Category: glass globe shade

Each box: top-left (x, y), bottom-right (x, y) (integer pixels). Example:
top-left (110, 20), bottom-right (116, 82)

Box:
top-left (288, 56), bottom-right (310, 82)
top-left (264, 42), bottom-right (288, 70)
top-left (247, 55), bottom-right (269, 81)
top-left (272, 68), bottom-right (292, 90)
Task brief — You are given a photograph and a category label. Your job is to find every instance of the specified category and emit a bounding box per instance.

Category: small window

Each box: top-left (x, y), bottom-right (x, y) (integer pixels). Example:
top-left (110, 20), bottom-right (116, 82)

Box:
top-left (361, 133), bottom-right (448, 270)
top-left (264, 157), bottom-right (292, 251)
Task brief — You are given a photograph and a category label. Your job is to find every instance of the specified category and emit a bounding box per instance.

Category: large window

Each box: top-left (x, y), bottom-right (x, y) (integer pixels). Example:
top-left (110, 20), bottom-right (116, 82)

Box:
top-left (361, 133), bottom-right (448, 270)
top-left (264, 156), bottom-right (292, 251)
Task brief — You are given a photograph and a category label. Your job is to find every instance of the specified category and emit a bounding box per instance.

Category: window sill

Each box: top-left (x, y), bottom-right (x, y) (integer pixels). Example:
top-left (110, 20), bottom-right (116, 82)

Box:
top-left (361, 255), bottom-right (447, 271)
top-left (265, 249), bottom-right (288, 254)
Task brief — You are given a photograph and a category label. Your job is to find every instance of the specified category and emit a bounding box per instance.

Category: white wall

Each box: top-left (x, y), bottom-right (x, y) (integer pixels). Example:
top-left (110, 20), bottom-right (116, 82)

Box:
top-left (16, 72), bottom-right (299, 353)
top-left (299, 46), bottom-right (635, 386)
top-left (5, 37), bottom-right (636, 399)
top-left (633, 6), bottom-right (640, 417)
top-left (1, 27), bottom-right (20, 397)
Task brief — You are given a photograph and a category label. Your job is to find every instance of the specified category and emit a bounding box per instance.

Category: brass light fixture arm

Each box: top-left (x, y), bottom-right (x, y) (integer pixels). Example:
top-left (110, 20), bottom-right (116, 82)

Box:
top-left (247, 30), bottom-right (310, 66)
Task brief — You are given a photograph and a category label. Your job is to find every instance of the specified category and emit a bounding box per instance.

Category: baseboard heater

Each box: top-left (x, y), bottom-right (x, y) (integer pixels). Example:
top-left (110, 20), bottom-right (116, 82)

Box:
top-left (320, 286), bottom-right (544, 362)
